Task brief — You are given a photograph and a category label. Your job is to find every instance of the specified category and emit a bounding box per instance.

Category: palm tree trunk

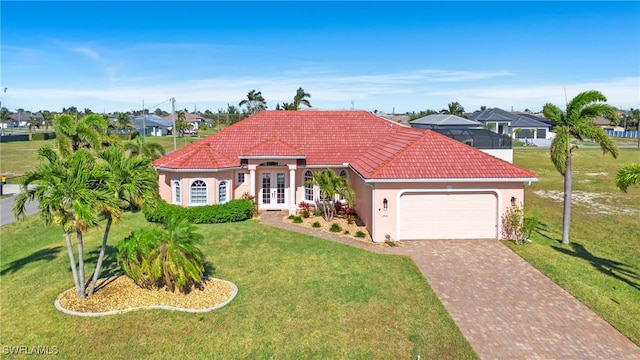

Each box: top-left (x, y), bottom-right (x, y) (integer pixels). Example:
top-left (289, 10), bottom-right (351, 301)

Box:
top-left (64, 232), bottom-right (82, 296)
top-left (562, 154), bottom-right (572, 244)
top-left (88, 216), bottom-right (112, 296)
top-left (77, 230), bottom-right (86, 298)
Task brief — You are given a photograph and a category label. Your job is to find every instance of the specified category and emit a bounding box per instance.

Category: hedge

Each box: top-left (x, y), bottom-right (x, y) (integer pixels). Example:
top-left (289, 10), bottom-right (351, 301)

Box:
top-left (144, 198), bottom-right (254, 224)
top-left (30, 132), bottom-right (57, 140)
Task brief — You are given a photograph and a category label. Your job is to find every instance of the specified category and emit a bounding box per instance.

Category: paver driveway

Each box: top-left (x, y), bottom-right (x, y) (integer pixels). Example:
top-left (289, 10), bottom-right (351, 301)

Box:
top-left (394, 240), bottom-right (640, 360)
top-left (260, 212), bottom-right (640, 359)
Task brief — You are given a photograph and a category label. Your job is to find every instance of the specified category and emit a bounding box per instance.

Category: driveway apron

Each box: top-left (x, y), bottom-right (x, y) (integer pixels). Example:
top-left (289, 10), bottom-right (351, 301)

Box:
top-left (259, 212), bottom-right (640, 359)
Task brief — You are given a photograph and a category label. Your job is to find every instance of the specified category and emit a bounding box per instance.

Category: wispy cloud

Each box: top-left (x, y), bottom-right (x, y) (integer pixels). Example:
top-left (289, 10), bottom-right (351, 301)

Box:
top-left (72, 46), bottom-right (100, 59)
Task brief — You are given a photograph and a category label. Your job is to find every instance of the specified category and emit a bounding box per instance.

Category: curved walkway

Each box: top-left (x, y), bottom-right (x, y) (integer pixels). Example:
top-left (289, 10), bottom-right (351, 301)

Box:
top-left (260, 211), bottom-right (640, 359)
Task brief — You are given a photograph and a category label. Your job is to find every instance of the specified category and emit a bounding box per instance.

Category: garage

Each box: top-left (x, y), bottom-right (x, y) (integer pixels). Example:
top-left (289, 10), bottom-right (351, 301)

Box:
top-left (398, 191), bottom-right (498, 240)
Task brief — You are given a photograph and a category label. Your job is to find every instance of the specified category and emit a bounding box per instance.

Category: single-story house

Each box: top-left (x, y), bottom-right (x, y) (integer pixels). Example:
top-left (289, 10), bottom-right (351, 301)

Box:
top-left (133, 115), bottom-right (173, 136)
top-left (152, 110), bottom-right (538, 242)
top-left (163, 112), bottom-right (206, 134)
top-left (470, 108), bottom-right (554, 146)
top-left (410, 114), bottom-right (513, 162)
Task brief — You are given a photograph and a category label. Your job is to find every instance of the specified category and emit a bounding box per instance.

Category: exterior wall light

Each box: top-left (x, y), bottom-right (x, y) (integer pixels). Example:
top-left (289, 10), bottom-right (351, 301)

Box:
top-left (511, 196), bottom-right (517, 206)
top-left (383, 198), bottom-right (388, 211)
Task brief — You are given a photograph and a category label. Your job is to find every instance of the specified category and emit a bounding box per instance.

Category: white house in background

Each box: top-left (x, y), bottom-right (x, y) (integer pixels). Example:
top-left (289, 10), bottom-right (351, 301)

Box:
top-left (152, 110), bottom-right (538, 242)
top-left (470, 108), bottom-right (554, 147)
top-left (133, 115), bottom-right (173, 136)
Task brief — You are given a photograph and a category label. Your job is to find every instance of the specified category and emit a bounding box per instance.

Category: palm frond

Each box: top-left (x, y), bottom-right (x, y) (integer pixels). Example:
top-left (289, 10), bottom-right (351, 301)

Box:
top-left (616, 163), bottom-right (640, 192)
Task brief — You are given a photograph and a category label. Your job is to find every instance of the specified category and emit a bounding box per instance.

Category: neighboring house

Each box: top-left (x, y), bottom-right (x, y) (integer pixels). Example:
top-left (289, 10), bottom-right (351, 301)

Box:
top-left (410, 114), bottom-right (513, 162)
top-left (4, 111), bottom-right (42, 128)
top-left (470, 108), bottom-right (554, 146)
top-left (153, 110), bottom-right (538, 242)
top-left (133, 115), bottom-right (173, 136)
top-left (593, 116), bottom-right (624, 132)
top-left (163, 112), bottom-right (207, 134)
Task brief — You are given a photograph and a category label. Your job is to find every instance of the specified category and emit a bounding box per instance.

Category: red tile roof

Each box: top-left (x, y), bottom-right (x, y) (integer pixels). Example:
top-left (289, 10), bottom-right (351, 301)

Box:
top-left (153, 110), bottom-right (537, 180)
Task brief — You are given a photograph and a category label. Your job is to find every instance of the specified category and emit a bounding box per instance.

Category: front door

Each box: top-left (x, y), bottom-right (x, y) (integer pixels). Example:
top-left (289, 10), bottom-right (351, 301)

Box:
top-left (260, 172), bottom-right (287, 208)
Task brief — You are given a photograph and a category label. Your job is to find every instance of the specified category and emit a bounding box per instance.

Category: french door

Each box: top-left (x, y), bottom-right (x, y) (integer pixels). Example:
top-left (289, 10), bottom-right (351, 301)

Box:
top-left (260, 172), bottom-right (287, 207)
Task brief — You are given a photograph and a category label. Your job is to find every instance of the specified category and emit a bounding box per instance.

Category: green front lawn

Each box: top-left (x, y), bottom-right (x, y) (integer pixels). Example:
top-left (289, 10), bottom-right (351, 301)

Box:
top-left (510, 148), bottom-right (640, 345)
top-left (0, 213), bottom-right (477, 359)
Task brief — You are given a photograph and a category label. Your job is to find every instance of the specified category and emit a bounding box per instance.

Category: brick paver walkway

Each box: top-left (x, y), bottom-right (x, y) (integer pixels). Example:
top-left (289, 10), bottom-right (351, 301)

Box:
top-left (260, 211), bottom-right (640, 359)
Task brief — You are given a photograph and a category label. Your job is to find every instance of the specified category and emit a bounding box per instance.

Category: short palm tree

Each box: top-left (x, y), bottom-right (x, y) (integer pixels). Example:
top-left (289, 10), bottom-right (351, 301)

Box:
top-left (307, 169), bottom-right (354, 222)
top-left (543, 90), bottom-right (618, 244)
top-left (13, 147), bottom-right (118, 298)
top-left (87, 146), bottom-right (158, 296)
top-left (116, 215), bottom-right (205, 293)
top-left (441, 102), bottom-right (465, 117)
top-left (239, 89), bottom-right (267, 116)
top-left (124, 136), bottom-right (166, 160)
top-left (616, 163), bottom-right (640, 192)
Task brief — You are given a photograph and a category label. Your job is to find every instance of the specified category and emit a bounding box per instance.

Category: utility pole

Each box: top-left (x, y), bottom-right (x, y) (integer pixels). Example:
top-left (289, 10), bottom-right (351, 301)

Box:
top-left (142, 99), bottom-right (146, 138)
top-left (171, 97), bottom-right (177, 151)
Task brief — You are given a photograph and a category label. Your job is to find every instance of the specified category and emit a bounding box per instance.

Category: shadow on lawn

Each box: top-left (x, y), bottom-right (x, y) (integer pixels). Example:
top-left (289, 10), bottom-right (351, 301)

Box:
top-left (0, 246), bottom-right (63, 276)
top-left (552, 242), bottom-right (640, 291)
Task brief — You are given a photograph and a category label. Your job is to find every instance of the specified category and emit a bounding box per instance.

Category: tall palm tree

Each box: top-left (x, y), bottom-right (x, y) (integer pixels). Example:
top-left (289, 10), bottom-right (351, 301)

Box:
top-left (292, 87), bottom-right (312, 110)
top-left (13, 147), bottom-right (118, 298)
top-left (616, 164), bottom-right (640, 192)
top-left (543, 90), bottom-right (618, 244)
top-left (239, 89), bottom-right (267, 116)
top-left (87, 146), bottom-right (158, 296)
top-left (115, 112), bottom-right (134, 131)
top-left (55, 113), bottom-right (110, 157)
top-left (441, 102), bottom-right (465, 116)
top-left (307, 169), bottom-right (354, 222)
top-left (124, 136), bottom-right (166, 160)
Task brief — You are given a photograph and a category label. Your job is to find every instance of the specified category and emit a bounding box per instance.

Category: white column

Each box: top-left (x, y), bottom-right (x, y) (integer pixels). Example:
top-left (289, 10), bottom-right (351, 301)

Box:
top-left (249, 169), bottom-right (256, 198)
top-left (289, 168), bottom-right (296, 207)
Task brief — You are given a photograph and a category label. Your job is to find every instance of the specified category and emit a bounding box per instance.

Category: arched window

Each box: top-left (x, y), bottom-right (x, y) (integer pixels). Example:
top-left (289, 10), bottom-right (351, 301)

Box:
top-left (218, 180), bottom-right (228, 204)
top-left (190, 180), bottom-right (208, 205)
top-left (172, 180), bottom-right (181, 205)
top-left (304, 170), bottom-right (314, 202)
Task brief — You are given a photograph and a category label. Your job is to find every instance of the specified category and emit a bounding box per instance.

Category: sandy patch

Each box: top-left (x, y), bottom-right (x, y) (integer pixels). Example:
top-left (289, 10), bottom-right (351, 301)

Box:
top-left (533, 190), bottom-right (638, 216)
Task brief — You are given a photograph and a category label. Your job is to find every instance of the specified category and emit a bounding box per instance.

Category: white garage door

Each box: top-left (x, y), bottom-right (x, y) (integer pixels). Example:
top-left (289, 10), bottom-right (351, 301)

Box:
top-left (399, 192), bottom-right (498, 240)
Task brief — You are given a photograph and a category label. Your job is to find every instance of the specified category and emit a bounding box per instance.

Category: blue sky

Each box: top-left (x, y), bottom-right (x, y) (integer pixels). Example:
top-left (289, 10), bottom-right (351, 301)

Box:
top-left (2, 1), bottom-right (639, 114)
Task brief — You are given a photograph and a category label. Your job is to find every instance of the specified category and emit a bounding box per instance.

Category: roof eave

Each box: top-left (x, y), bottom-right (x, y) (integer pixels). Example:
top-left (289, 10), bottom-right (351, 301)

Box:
top-left (238, 155), bottom-right (306, 160)
top-left (364, 177), bottom-right (539, 183)
top-left (154, 166), bottom-right (243, 173)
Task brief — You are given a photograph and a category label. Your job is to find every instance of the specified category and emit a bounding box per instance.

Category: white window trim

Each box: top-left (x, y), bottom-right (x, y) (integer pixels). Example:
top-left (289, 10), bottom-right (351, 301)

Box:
top-left (237, 172), bottom-right (247, 185)
top-left (303, 170), bottom-right (315, 203)
top-left (189, 179), bottom-right (209, 206)
top-left (172, 180), bottom-right (181, 205)
top-left (218, 180), bottom-right (229, 204)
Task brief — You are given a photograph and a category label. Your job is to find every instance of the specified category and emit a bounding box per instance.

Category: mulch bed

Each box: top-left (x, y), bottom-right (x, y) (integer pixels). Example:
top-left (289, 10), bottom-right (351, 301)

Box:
top-left (57, 276), bottom-right (235, 313)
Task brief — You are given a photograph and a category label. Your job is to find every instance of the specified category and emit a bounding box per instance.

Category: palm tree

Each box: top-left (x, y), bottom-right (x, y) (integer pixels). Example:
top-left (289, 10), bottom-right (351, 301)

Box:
top-left (543, 90), bottom-right (618, 244)
top-left (616, 164), bottom-right (640, 192)
top-left (54, 113), bottom-right (110, 157)
top-left (124, 136), bottom-right (166, 160)
top-left (292, 87), bottom-right (312, 110)
top-left (40, 111), bottom-right (54, 131)
top-left (87, 146), bottom-right (158, 296)
top-left (441, 102), bottom-right (465, 117)
top-left (27, 116), bottom-right (41, 133)
top-left (239, 89), bottom-right (267, 116)
top-left (13, 147), bottom-right (118, 298)
top-left (307, 169), bottom-right (354, 222)
top-left (115, 112), bottom-right (134, 132)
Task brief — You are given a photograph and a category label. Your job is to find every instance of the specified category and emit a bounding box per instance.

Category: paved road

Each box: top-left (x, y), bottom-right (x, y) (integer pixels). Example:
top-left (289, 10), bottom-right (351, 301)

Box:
top-left (0, 184), bottom-right (39, 226)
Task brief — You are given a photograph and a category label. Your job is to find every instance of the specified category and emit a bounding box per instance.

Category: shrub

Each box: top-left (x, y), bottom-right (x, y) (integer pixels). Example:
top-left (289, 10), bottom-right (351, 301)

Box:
top-left (144, 198), bottom-right (254, 224)
top-left (292, 216), bottom-right (303, 223)
top-left (384, 239), bottom-right (399, 247)
top-left (30, 132), bottom-right (56, 141)
top-left (116, 215), bottom-right (206, 293)
top-left (288, 215), bottom-right (296, 220)
top-left (312, 221), bottom-right (321, 228)
top-left (346, 215), bottom-right (356, 225)
top-left (329, 223), bottom-right (342, 232)
top-left (355, 231), bottom-right (366, 238)
top-left (298, 202), bottom-right (312, 218)
top-left (241, 192), bottom-right (258, 216)
top-left (501, 204), bottom-right (524, 243)
top-left (313, 209), bottom-right (322, 217)
top-left (343, 230), bottom-right (350, 235)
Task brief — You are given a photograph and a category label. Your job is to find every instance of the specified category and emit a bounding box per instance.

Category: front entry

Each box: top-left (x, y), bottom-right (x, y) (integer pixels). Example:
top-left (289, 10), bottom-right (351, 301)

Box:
top-left (259, 171), bottom-right (287, 209)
